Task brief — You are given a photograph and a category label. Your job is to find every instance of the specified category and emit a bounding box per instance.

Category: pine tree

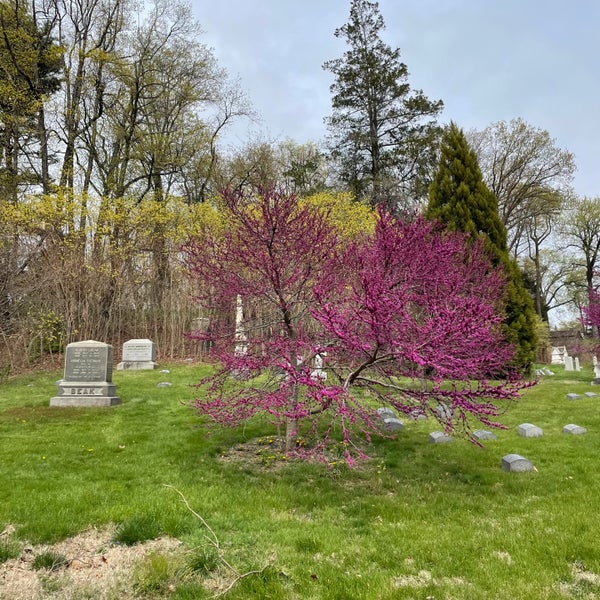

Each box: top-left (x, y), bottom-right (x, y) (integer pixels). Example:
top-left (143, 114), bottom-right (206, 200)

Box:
top-left (426, 123), bottom-right (537, 373)
top-left (323, 0), bottom-right (443, 208)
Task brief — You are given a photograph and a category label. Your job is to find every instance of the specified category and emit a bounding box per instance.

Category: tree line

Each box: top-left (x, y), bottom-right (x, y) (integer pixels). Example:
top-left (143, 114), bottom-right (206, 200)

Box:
top-left (0, 0), bottom-right (595, 374)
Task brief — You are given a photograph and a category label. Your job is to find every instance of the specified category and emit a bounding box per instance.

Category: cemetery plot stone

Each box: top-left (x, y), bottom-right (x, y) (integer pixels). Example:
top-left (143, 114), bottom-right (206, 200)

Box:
top-left (435, 404), bottom-right (453, 420)
top-left (377, 407), bottom-right (397, 420)
top-left (117, 339), bottom-right (157, 370)
top-left (50, 341), bottom-right (120, 407)
top-left (502, 454), bottom-right (535, 472)
top-left (157, 382), bottom-right (172, 388)
top-left (585, 392), bottom-right (597, 398)
top-left (563, 424), bottom-right (587, 435)
top-left (429, 431), bottom-right (453, 443)
top-left (564, 356), bottom-right (574, 371)
top-left (518, 423), bottom-right (543, 438)
top-left (382, 418), bottom-right (404, 432)
top-left (567, 393), bottom-right (582, 400)
top-left (472, 429), bottom-right (497, 441)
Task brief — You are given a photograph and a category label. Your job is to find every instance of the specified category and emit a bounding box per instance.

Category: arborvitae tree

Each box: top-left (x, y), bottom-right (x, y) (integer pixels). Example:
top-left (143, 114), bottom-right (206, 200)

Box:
top-left (426, 122), bottom-right (537, 373)
top-left (323, 0), bottom-right (443, 209)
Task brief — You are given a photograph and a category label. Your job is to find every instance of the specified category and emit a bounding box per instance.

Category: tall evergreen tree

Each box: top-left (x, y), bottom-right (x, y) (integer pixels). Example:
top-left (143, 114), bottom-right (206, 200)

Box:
top-left (426, 122), bottom-right (537, 373)
top-left (323, 0), bottom-right (443, 209)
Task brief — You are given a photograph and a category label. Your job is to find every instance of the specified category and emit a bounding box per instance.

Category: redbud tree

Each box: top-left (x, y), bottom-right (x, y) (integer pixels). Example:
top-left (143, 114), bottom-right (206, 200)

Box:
top-left (184, 188), bottom-right (529, 464)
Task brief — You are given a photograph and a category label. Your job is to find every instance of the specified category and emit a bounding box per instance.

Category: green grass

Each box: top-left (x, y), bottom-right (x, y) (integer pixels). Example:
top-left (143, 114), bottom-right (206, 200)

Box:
top-left (1, 362), bottom-right (600, 598)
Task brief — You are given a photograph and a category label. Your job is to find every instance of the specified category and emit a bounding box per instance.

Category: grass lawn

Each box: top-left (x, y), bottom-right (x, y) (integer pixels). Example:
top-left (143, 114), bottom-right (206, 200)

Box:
top-left (1, 362), bottom-right (599, 598)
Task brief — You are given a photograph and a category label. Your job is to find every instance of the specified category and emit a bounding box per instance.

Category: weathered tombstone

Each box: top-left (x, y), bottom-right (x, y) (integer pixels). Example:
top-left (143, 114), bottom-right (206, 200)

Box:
top-left (585, 392), bottom-right (597, 398)
top-left (50, 340), bottom-right (120, 407)
top-left (517, 423), bottom-right (543, 438)
top-left (574, 357), bottom-right (581, 371)
top-left (429, 431), bottom-right (453, 443)
top-left (310, 353), bottom-right (327, 381)
top-left (408, 408), bottom-right (428, 420)
top-left (383, 418), bottom-right (404, 432)
top-left (377, 407), bottom-right (397, 420)
top-left (593, 363), bottom-right (600, 385)
top-left (550, 347), bottom-right (562, 365)
top-left (117, 339), bottom-right (157, 370)
top-left (543, 368), bottom-right (555, 376)
top-left (567, 393), bottom-right (582, 400)
top-left (157, 382), bottom-right (172, 388)
top-left (563, 424), bottom-right (587, 435)
top-left (435, 404), bottom-right (453, 421)
top-left (564, 356), bottom-right (574, 371)
top-left (501, 454), bottom-right (535, 472)
top-left (472, 429), bottom-right (497, 441)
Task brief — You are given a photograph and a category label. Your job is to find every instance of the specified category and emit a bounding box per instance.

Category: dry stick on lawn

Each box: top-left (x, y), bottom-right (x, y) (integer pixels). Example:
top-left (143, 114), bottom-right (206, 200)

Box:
top-left (163, 484), bottom-right (271, 597)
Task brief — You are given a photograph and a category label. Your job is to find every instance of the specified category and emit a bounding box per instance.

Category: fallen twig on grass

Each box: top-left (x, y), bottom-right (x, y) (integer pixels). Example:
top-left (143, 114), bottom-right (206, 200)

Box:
top-left (163, 483), bottom-right (272, 597)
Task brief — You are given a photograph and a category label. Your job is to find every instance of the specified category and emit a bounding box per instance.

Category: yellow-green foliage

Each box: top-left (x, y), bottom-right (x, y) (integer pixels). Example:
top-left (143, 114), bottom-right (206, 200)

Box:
top-left (302, 191), bottom-right (376, 241)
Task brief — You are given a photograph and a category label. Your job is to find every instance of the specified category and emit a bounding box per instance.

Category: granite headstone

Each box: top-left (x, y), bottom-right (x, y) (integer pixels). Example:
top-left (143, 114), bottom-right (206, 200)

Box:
top-left (50, 340), bottom-right (120, 407)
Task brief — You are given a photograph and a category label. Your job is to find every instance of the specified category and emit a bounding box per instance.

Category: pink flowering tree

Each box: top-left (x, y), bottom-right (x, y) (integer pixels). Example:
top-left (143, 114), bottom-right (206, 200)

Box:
top-left (583, 286), bottom-right (600, 338)
top-left (184, 189), bottom-right (529, 464)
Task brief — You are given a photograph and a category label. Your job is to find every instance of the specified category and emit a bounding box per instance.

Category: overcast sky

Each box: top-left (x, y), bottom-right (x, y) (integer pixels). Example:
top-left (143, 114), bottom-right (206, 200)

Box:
top-left (189, 0), bottom-right (599, 198)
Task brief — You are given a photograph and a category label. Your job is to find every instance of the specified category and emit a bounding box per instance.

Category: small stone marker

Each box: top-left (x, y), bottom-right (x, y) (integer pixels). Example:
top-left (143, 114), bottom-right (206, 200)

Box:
top-left (50, 340), bottom-right (120, 407)
top-left (429, 431), bottom-right (453, 443)
top-left (383, 418), bottom-right (404, 432)
top-left (472, 429), bottom-right (497, 441)
top-left (518, 423), bottom-right (543, 438)
top-left (117, 339), bottom-right (157, 370)
top-left (575, 357), bottom-right (581, 371)
top-left (564, 356), bottom-right (574, 371)
top-left (156, 382), bottom-right (172, 388)
top-left (435, 404), bottom-right (453, 420)
top-left (585, 392), bottom-right (597, 398)
top-left (563, 424), bottom-right (587, 435)
top-left (567, 393), bottom-right (582, 400)
top-left (502, 454), bottom-right (535, 472)
top-left (377, 407), bottom-right (397, 420)
top-left (543, 368), bottom-right (555, 376)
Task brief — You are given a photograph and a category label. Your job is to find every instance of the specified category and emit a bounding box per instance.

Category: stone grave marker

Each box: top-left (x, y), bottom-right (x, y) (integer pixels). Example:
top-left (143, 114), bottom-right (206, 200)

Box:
top-left (575, 357), bottom-right (581, 371)
top-left (501, 454), bottom-right (535, 472)
top-left (518, 423), bottom-right (543, 438)
top-left (383, 418), bottom-right (404, 432)
top-left (435, 404), bottom-right (453, 421)
top-left (563, 424), bottom-right (587, 435)
top-left (564, 356), bottom-right (575, 371)
top-left (117, 338), bottom-right (157, 370)
top-left (567, 393), bottom-right (581, 400)
top-left (50, 340), bottom-right (120, 407)
top-left (585, 392), bottom-right (597, 398)
top-left (429, 431), bottom-right (453, 443)
top-left (593, 363), bottom-right (600, 385)
top-left (377, 407), bottom-right (397, 420)
top-left (472, 429), bottom-right (497, 441)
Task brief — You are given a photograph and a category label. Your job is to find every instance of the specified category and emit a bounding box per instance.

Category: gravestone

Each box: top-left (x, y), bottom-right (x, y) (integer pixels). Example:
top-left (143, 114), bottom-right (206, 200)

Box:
top-left (574, 357), bottom-right (581, 371)
top-left (429, 431), bottom-right (453, 443)
top-left (564, 356), bottom-right (574, 371)
top-left (551, 346), bottom-right (567, 365)
top-left (382, 418), bottom-right (404, 432)
top-left (585, 392), bottom-right (597, 398)
top-left (50, 340), bottom-right (120, 407)
top-left (377, 407), bottom-right (397, 420)
top-left (472, 429), bottom-right (497, 441)
top-left (563, 424), bottom-right (587, 435)
top-left (518, 423), bottom-right (543, 438)
top-left (501, 454), bottom-right (535, 472)
top-left (567, 393), bottom-right (581, 400)
top-left (435, 404), bottom-right (453, 421)
top-left (593, 363), bottom-right (600, 385)
top-left (117, 339), bottom-right (157, 370)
